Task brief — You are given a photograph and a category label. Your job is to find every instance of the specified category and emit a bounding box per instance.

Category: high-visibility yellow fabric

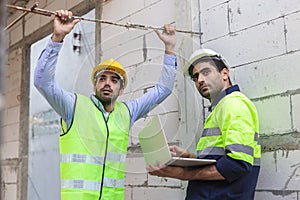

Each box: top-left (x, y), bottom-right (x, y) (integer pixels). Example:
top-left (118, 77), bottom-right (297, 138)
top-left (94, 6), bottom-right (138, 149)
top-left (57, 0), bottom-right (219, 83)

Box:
top-left (196, 91), bottom-right (261, 165)
top-left (60, 94), bottom-right (130, 200)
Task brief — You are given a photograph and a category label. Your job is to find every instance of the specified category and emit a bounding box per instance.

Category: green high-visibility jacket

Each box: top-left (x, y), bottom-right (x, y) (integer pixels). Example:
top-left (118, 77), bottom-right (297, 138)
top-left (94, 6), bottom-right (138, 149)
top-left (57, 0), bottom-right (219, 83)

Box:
top-left (60, 94), bottom-right (130, 200)
top-left (196, 90), bottom-right (261, 166)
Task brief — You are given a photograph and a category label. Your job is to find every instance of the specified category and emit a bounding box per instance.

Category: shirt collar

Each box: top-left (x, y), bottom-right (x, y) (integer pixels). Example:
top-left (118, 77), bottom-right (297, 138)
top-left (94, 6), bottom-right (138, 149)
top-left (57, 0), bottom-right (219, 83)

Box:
top-left (209, 84), bottom-right (240, 112)
top-left (90, 95), bottom-right (110, 120)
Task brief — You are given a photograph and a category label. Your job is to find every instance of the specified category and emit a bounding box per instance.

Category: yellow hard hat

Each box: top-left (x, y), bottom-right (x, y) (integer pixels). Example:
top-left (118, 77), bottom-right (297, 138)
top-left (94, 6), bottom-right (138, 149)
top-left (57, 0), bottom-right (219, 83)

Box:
top-left (91, 59), bottom-right (128, 88)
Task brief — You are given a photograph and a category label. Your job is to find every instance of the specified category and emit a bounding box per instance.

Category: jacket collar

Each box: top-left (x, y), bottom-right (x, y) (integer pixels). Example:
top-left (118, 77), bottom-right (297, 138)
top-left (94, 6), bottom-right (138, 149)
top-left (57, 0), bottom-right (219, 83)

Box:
top-left (209, 84), bottom-right (240, 112)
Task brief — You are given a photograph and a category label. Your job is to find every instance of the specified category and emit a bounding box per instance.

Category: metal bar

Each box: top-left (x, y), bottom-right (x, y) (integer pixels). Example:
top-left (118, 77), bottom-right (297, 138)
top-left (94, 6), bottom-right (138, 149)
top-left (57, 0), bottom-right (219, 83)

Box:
top-left (6, 4), bottom-right (202, 35)
top-left (5, 3), bottom-right (38, 30)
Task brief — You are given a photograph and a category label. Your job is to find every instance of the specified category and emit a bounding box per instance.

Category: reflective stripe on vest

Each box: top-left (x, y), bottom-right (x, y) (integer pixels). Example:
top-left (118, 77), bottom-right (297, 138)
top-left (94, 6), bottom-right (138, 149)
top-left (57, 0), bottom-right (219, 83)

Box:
top-left (61, 177), bottom-right (124, 191)
top-left (60, 94), bottom-right (130, 200)
top-left (60, 152), bottom-right (126, 165)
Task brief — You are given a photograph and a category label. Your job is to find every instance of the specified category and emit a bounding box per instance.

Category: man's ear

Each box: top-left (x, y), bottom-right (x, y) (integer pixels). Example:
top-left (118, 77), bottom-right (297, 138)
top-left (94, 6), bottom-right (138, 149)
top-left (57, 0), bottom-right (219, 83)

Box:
top-left (119, 87), bottom-right (124, 96)
top-left (221, 68), bottom-right (230, 81)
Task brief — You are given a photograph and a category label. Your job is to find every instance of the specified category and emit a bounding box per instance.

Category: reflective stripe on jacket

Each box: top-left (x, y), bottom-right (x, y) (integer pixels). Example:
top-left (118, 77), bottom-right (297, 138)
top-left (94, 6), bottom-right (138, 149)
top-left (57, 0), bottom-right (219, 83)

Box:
top-left (60, 94), bottom-right (130, 200)
top-left (196, 91), bottom-right (261, 166)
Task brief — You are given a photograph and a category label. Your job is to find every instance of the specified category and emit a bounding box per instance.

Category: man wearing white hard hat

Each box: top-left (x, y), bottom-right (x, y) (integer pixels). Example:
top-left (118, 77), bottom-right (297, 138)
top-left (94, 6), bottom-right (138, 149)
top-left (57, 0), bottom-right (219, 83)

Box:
top-left (149, 49), bottom-right (261, 200)
top-left (34, 10), bottom-right (177, 200)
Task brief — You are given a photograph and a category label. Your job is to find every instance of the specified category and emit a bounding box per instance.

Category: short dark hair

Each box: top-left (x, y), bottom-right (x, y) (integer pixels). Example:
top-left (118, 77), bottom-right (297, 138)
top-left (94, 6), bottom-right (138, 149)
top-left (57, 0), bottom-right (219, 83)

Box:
top-left (188, 57), bottom-right (232, 85)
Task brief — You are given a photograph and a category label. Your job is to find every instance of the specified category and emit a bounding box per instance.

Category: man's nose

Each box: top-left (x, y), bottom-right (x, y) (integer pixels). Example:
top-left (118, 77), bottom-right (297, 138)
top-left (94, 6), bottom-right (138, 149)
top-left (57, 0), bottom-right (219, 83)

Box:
top-left (196, 74), bottom-right (205, 83)
top-left (104, 78), bottom-right (112, 85)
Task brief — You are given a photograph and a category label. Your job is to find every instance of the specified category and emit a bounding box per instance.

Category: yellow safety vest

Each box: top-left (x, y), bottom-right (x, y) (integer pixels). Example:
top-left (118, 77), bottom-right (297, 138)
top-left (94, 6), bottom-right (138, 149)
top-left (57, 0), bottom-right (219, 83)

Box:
top-left (60, 94), bottom-right (130, 200)
top-left (196, 91), bottom-right (261, 166)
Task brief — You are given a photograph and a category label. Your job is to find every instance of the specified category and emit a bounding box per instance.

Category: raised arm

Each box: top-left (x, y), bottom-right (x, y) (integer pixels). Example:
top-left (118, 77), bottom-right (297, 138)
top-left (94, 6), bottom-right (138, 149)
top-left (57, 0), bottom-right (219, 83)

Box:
top-left (34, 10), bottom-right (80, 129)
top-left (125, 24), bottom-right (177, 126)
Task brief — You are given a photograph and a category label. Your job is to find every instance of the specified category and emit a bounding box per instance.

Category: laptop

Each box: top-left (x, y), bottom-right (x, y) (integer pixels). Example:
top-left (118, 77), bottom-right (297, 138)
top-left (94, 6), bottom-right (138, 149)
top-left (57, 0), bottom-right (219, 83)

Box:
top-left (138, 116), bottom-right (216, 167)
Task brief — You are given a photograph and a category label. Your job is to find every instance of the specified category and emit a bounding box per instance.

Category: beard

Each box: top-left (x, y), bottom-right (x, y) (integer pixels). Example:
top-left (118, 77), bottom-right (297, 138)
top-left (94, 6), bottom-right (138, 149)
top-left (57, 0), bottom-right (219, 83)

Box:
top-left (95, 87), bottom-right (120, 106)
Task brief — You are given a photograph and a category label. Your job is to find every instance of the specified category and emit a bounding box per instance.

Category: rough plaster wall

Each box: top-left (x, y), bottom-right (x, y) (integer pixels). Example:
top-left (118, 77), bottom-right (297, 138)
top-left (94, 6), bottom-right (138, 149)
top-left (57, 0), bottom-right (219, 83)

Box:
top-left (199, 0), bottom-right (300, 199)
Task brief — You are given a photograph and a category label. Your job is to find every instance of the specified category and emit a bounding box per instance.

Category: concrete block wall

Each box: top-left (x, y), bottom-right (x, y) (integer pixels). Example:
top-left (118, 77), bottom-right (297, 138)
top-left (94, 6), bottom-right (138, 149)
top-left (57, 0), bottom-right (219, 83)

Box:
top-left (4, 0), bottom-right (300, 199)
top-left (100, 0), bottom-right (187, 199)
top-left (1, 46), bottom-right (27, 200)
top-left (199, 0), bottom-right (300, 199)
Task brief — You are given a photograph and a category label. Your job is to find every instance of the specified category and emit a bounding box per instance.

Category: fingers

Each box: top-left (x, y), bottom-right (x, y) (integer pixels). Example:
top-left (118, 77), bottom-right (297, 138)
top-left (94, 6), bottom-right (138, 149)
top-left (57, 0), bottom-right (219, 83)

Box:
top-left (147, 163), bottom-right (166, 173)
top-left (162, 24), bottom-right (176, 35)
top-left (154, 24), bottom-right (176, 38)
top-left (56, 9), bottom-right (73, 23)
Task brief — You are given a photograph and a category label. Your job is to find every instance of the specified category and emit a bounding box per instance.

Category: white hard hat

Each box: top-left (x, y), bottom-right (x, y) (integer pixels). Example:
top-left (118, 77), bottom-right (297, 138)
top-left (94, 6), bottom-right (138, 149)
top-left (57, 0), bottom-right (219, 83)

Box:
top-left (183, 49), bottom-right (230, 77)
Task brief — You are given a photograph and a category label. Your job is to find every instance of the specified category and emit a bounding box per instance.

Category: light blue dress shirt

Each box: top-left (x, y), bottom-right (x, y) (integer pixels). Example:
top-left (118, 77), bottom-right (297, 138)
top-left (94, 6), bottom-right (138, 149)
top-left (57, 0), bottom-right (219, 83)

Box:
top-left (34, 39), bottom-right (177, 130)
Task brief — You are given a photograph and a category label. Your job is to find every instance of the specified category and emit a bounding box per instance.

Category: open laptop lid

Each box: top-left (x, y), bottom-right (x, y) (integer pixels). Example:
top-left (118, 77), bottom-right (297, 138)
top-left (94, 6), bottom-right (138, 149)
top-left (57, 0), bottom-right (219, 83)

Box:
top-left (138, 116), bottom-right (216, 167)
top-left (138, 116), bottom-right (172, 166)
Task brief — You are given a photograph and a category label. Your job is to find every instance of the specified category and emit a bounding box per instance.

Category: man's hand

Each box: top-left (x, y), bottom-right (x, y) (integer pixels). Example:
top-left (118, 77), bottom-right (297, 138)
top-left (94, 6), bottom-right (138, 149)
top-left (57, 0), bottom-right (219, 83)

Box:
top-left (155, 24), bottom-right (176, 55)
top-left (147, 164), bottom-right (189, 180)
top-left (52, 10), bottom-right (81, 42)
top-left (169, 145), bottom-right (196, 158)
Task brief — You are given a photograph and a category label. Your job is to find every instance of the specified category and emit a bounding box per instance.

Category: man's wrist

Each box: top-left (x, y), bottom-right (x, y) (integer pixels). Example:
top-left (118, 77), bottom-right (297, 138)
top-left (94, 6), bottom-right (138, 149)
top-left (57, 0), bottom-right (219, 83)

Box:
top-left (51, 34), bottom-right (64, 43)
top-left (165, 49), bottom-right (175, 55)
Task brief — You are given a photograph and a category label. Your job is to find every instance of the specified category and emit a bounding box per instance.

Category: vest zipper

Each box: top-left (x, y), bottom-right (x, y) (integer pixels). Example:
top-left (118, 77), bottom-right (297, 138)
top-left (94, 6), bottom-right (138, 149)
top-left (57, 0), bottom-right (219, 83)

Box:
top-left (98, 115), bottom-right (110, 200)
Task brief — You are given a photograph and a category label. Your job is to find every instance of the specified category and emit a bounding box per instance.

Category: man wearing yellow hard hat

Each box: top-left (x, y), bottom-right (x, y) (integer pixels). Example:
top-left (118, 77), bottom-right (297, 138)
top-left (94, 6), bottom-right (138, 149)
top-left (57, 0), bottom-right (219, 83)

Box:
top-left (34, 10), bottom-right (177, 200)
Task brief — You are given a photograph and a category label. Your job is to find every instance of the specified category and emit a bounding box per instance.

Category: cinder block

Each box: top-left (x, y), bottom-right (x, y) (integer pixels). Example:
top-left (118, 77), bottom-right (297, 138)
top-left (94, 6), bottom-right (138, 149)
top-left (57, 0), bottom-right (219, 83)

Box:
top-left (144, 30), bottom-right (166, 61)
top-left (4, 106), bottom-right (20, 125)
top-left (149, 93), bottom-right (179, 116)
top-left (285, 12), bottom-right (300, 52)
top-left (1, 123), bottom-right (20, 144)
top-left (255, 191), bottom-right (297, 200)
top-left (1, 164), bottom-right (18, 183)
top-left (5, 71), bottom-right (21, 94)
top-left (229, 0), bottom-right (281, 32)
top-left (2, 184), bottom-right (17, 200)
top-left (201, 3), bottom-right (229, 42)
top-left (257, 150), bottom-right (300, 190)
top-left (7, 48), bottom-right (22, 75)
top-left (148, 175), bottom-right (182, 187)
top-left (101, 27), bottom-right (146, 52)
top-left (125, 157), bottom-right (147, 186)
top-left (129, 61), bottom-right (163, 91)
top-left (291, 94), bottom-right (300, 131)
top-left (129, 0), bottom-right (175, 27)
top-left (254, 96), bottom-right (291, 135)
top-left (66, 0), bottom-right (85, 9)
top-left (124, 186), bottom-right (132, 200)
top-left (200, 0), bottom-right (228, 10)
top-left (46, 0), bottom-right (66, 9)
top-left (278, 0), bottom-right (300, 15)
top-left (234, 51), bottom-right (300, 99)
top-left (9, 23), bottom-right (23, 46)
top-left (133, 187), bottom-right (184, 200)
top-left (101, 36), bottom-right (144, 69)
top-left (5, 88), bottom-right (20, 108)
top-left (24, 14), bottom-right (41, 37)
top-left (102, 0), bottom-right (145, 23)
top-left (0, 141), bottom-right (20, 159)
top-left (203, 18), bottom-right (286, 68)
